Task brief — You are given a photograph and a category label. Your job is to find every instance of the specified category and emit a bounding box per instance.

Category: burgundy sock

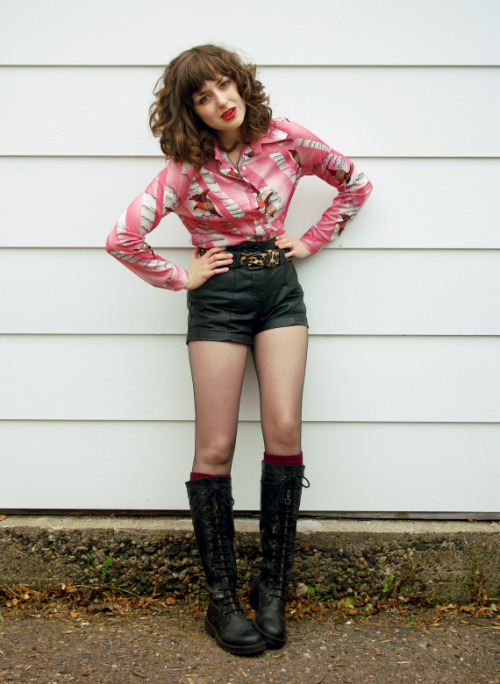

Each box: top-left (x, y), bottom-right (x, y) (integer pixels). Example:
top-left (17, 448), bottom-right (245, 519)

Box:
top-left (190, 471), bottom-right (231, 481)
top-left (263, 452), bottom-right (303, 467)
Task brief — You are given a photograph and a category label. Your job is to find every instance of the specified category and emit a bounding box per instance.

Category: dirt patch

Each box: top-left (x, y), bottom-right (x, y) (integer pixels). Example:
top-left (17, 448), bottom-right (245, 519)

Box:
top-left (1, 518), bottom-right (499, 604)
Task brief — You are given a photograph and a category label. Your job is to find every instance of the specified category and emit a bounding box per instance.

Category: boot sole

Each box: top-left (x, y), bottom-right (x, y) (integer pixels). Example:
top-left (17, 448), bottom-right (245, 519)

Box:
top-left (252, 620), bottom-right (286, 649)
top-left (205, 618), bottom-right (266, 656)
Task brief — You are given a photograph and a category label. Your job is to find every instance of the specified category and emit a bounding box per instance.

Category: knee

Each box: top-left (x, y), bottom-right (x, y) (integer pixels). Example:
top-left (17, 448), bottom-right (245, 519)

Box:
top-left (265, 415), bottom-right (301, 452)
top-left (196, 435), bottom-right (235, 468)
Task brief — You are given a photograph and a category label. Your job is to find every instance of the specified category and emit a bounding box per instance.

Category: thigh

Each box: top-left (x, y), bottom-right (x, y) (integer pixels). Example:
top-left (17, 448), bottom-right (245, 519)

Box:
top-left (188, 340), bottom-right (249, 456)
top-left (252, 325), bottom-right (308, 450)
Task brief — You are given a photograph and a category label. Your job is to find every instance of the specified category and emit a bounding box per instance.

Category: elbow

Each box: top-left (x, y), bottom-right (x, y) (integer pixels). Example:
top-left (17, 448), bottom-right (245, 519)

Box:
top-left (365, 177), bottom-right (374, 197)
top-left (354, 173), bottom-right (373, 202)
top-left (356, 169), bottom-right (372, 191)
top-left (106, 228), bottom-right (119, 255)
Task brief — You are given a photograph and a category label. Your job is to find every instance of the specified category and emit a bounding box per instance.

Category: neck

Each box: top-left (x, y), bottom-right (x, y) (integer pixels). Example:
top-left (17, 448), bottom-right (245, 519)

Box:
top-left (223, 140), bottom-right (243, 154)
top-left (217, 131), bottom-right (242, 152)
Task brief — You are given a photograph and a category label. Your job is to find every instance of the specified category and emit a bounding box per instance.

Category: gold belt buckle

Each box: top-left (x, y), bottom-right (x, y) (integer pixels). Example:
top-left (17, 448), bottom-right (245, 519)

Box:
top-left (241, 252), bottom-right (267, 270)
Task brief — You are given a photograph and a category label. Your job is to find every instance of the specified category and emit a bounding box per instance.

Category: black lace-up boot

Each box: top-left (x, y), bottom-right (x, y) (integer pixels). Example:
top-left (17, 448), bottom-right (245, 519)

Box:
top-left (249, 462), bottom-right (310, 648)
top-left (186, 477), bottom-right (266, 656)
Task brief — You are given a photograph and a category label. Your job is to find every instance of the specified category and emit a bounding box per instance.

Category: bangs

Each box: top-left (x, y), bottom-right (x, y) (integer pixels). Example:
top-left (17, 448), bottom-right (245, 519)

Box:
top-left (175, 48), bottom-right (240, 104)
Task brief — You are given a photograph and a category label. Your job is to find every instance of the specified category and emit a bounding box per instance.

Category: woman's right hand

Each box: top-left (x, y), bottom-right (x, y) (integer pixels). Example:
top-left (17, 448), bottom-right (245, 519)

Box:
top-left (184, 246), bottom-right (233, 290)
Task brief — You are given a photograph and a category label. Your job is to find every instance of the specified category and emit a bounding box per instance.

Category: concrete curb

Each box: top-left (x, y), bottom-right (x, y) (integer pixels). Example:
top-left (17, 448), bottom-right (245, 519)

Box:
top-left (1, 517), bottom-right (499, 604)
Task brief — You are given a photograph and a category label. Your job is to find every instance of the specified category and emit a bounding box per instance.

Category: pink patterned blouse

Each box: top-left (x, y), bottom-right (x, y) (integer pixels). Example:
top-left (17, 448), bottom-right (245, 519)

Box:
top-left (106, 118), bottom-right (372, 291)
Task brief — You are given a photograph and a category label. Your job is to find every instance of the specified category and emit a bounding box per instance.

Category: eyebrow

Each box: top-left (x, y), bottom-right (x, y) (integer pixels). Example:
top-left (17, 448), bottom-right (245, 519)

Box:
top-left (195, 76), bottom-right (228, 98)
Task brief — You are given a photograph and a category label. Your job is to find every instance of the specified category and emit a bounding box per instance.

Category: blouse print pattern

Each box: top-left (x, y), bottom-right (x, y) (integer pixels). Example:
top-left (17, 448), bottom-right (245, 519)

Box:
top-left (106, 118), bottom-right (373, 291)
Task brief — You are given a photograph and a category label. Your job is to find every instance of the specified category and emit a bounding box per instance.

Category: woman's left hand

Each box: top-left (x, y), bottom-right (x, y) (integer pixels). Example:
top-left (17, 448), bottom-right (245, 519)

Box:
top-left (275, 234), bottom-right (312, 259)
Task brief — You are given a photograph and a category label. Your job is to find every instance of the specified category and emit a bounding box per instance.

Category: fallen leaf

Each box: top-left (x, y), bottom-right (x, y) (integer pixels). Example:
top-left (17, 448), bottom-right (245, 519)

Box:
top-left (338, 596), bottom-right (356, 608)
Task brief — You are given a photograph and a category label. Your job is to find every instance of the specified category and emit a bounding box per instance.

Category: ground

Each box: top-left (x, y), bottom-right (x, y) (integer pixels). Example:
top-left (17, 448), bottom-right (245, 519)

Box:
top-left (0, 600), bottom-right (498, 683)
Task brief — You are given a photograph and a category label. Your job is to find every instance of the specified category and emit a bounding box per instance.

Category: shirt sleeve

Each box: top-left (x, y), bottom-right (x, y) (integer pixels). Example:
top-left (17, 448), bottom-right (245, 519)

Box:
top-left (105, 161), bottom-right (194, 291)
top-left (278, 120), bottom-right (373, 254)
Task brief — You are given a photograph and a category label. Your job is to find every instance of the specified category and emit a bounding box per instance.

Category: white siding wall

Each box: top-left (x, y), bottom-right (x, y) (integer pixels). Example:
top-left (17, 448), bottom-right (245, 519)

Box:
top-left (1, 0), bottom-right (499, 514)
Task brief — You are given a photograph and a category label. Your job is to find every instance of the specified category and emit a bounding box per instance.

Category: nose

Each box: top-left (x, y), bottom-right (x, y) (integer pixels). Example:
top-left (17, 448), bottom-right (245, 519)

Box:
top-left (214, 91), bottom-right (228, 107)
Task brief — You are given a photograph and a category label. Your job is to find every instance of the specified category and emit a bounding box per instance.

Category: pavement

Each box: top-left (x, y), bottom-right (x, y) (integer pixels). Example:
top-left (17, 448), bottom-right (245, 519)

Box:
top-left (0, 604), bottom-right (499, 683)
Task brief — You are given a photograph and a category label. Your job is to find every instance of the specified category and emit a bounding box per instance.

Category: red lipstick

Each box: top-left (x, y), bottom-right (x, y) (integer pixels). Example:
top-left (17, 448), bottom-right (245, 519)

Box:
top-left (221, 107), bottom-right (236, 121)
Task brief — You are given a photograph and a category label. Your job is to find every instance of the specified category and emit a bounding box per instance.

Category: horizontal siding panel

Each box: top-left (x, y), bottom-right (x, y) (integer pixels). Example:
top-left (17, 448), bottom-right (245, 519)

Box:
top-left (2, 249), bottom-right (499, 336)
top-left (3, 2), bottom-right (498, 519)
top-left (1, 336), bottom-right (499, 423)
top-left (1, 67), bottom-right (499, 157)
top-left (1, 421), bottom-right (499, 512)
top-left (1, 0), bottom-right (499, 66)
top-left (2, 157), bottom-right (499, 249)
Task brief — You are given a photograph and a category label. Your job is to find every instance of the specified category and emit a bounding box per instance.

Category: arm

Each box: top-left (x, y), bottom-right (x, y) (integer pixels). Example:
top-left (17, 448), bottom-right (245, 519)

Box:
top-left (105, 161), bottom-right (193, 291)
top-left (278, 120), bottom-right (373, 255)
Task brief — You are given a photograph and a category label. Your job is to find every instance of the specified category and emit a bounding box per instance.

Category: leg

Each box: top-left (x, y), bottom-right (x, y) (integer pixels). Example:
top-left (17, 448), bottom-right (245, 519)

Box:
top-left (187, 340), bottom-right (265, 655)
top-left (252, 325), bottom-right (308, 455)
top-left (188, 340), bottom-right (248, 475)
top-left (250, 325), bottom-right (309, 648)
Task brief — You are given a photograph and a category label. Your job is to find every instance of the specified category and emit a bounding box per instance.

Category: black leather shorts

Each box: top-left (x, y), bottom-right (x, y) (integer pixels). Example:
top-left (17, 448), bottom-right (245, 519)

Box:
top-left (186, 240), bottom-right (308, 345)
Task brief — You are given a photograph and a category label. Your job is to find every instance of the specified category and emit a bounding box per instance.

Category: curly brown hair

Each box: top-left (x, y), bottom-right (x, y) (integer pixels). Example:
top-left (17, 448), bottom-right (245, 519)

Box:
top-left (149, 44), bottom-right (272, 167)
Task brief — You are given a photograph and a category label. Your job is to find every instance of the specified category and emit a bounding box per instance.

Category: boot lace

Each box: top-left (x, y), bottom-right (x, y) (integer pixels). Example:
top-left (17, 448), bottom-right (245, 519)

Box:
top-left (267, 473), bottom-right (310, 601)
top-left (202, 487), bottom-right (241, 615)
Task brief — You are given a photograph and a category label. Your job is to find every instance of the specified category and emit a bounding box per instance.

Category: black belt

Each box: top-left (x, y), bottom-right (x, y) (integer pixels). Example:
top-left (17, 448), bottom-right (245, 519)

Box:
top-left (199, 246), bottom-right (292, 271)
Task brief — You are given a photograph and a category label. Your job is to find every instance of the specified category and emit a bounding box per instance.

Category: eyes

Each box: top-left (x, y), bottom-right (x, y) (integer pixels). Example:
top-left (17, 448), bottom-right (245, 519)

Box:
top-left (195, 79), bottom-right (232, 106)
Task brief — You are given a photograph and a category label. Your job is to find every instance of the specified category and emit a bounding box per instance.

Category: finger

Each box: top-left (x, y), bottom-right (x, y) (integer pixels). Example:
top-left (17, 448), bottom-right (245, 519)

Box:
top-left (203, 249), bottom-right (229, 264)
top-left (205, 265), bottom-right (230, 280)
top-left (212, 253), bottom-right (233, 266)
top-left (209, 260), bottom-right (232, 274)
top-left (206, 246), bottom-right (227, 256)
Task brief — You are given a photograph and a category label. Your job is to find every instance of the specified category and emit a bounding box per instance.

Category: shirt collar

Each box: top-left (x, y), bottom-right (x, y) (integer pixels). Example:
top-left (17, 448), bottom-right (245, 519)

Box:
top-left (250, 123), bottom-right (290, 154)
top-left (214, 122), bottom-right (290, 161)
top-left (214, 145), bottom-right (227, 163)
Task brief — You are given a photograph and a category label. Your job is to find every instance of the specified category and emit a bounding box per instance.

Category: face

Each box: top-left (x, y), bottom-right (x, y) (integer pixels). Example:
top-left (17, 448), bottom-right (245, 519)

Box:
top-left (192, 75), bottom-right (246, 145)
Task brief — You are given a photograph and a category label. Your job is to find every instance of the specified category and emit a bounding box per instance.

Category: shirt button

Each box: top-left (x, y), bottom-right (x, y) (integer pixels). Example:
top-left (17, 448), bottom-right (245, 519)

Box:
top-left (241, 166), bottom-right (246, 170)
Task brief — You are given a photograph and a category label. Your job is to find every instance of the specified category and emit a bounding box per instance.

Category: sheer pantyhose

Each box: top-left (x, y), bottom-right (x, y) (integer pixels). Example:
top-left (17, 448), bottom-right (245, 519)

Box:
top-left (188, 326), bottom-right (308, 475)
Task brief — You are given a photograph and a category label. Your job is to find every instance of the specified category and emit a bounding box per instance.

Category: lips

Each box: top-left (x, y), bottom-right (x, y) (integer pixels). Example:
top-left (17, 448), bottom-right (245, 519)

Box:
top-left (221, 107), bottom-right (236, 121)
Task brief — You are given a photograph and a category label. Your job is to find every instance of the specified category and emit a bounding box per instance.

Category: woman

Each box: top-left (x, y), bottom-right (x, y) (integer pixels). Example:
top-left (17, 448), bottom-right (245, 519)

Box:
top-left (106, 44), bottom-right (372, 656)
